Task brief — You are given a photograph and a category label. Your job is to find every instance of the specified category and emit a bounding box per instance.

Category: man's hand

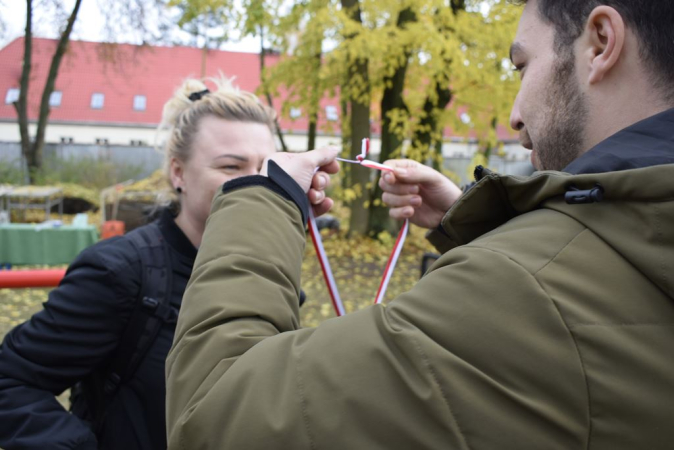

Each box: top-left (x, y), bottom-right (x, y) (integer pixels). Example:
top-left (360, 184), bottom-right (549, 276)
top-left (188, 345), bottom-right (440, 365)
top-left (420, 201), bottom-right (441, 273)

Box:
top-left (261, 146), bottom-right (340, 217)
top-left (379, 159), bottom-right (462, 229)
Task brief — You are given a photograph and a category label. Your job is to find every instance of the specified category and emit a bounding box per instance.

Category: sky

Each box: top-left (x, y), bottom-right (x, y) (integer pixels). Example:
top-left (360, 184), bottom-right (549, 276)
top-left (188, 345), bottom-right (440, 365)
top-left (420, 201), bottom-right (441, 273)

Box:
top-left (0, 0), bottom-right (261, 52)
top-left (0, 1), bottom-right (497, 53)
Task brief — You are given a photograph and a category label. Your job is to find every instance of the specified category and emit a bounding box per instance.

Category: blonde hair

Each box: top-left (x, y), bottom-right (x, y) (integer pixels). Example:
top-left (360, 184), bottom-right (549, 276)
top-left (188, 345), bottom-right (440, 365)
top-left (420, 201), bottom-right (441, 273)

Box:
top-left (156, 76), bottom-right (277, 191)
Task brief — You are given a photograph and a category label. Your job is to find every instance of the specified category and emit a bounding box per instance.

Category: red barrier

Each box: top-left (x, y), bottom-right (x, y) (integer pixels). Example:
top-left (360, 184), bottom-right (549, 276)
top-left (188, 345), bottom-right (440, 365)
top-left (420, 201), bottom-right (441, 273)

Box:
top-left (0, 269), bottom-right (67, 289)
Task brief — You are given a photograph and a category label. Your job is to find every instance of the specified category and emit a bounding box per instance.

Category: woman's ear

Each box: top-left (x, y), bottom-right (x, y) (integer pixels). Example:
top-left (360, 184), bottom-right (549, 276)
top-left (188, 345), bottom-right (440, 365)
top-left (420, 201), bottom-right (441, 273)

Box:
top-left (170, 157), bottom-right (184, 192)
top-left (583, 6), bottom-right (626, 84)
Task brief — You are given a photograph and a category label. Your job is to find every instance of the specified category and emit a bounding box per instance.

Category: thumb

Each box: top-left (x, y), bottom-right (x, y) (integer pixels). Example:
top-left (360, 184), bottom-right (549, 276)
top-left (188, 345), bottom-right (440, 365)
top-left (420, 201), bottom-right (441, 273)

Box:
top-left (384, 160), bottom-right (435, 184)
top-left (309, 146), bottom-right (340, 168)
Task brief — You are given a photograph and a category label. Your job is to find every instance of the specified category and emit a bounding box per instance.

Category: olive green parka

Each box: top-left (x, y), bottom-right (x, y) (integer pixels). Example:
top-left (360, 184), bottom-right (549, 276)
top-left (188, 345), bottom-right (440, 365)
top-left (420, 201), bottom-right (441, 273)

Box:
top-left (166, 110), bottom-right (674, 450)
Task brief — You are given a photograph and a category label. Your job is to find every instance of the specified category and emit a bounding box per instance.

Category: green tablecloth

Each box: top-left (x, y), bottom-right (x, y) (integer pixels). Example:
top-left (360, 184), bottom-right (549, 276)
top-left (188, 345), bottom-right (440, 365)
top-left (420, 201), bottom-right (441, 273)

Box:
top-left (0, 224), bottom-right (99, 266)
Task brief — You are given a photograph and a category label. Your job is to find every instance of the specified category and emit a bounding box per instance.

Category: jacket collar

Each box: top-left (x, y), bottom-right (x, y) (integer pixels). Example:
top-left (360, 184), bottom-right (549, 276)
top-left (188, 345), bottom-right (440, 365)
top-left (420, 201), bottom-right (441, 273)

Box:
top-left (441, 108), bottom-right (674, 248)
top-left (438, 109), bottom-right (674, 298)
top-left (157, 208), bottom-right (198, 263)
top-left (563, 107), bottom-right (674, 175)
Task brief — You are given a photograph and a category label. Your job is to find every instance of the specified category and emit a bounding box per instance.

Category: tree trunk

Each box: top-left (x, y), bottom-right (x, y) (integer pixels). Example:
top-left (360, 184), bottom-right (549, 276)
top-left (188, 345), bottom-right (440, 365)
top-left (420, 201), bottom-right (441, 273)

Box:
top-left (413, 82), bottom-right (452, 171)
top-left (341, 0), bottom-right (371, 236)
top-left (307, 46), bottom-right (322, 151)
top-left (260, 29), bottom-right (288, 152)
top-left (340, 93), bottom-right (350, 192)
top-left (14, 0), bottom-right (33, 183)
top-left (413, 1), bottom-right (462, 172)
top-left (368, 7), bottom-right (415, 237)
top-left (27, 0), bottom-right (83, 183)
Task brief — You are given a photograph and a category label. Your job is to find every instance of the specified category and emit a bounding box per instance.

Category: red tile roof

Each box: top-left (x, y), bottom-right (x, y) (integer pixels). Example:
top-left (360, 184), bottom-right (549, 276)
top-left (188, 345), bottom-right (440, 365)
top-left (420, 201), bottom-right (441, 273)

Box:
top-left (0, 37), bottom-right (517, 141)
top-left (0, 38), bottom-right (295, 127)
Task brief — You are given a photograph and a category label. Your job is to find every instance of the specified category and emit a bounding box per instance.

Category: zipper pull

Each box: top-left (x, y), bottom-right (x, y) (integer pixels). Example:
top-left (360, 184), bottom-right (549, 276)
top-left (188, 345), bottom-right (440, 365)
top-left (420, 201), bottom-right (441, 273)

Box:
top-left (565, 184), bottom-right (604, 204)
top-left (474, 165), bottom-right (485, 182)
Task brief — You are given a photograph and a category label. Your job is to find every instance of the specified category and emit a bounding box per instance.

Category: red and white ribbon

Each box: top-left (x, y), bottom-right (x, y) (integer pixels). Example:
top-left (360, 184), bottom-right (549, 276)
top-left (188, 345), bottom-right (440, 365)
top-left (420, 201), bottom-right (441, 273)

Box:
top-left (336, 137), bottom-right (393, 171)
top-left (309, 138), bottom-right (409, 316)
top-left (308, 212), bottom-right (346, 316)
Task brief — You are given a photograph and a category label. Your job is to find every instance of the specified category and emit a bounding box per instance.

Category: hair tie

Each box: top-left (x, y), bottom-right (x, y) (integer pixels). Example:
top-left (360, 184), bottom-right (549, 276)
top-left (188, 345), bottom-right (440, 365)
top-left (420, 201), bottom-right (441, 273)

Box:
top-left (188, 89), bottom-right (210, 102)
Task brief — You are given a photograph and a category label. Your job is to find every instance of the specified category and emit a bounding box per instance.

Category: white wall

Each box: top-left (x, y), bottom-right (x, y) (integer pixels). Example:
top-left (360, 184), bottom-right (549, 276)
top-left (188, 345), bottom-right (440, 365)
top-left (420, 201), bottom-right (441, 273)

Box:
top-left (0, 120), bottom-right (530, 163)
top-left (0, 121), bottom-right (158, 146)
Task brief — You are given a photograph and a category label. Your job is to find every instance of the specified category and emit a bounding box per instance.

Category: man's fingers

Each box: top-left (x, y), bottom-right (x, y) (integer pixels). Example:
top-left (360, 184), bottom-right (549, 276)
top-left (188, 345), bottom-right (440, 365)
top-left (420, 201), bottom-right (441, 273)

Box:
top-left (379, 176), bottom-right (419, 195)
top-left (382, 192), bottom-right (422, 208)
top-left (388, 206), bottom-right (415, 220)
top-left (318, 160), bottom-right (340, 175)
top-left (311, 172), bottom-right (331, 191)
top-left (382, 159), bottom-right (420, 170)
top-left (309, 189), bottom-right (325, 205)
top-left (310, 146), bottom-right (340, 168)
top-left (382, 159), bottom-right (437, 185)
top-left (312, 197), bottom-right (334, 217)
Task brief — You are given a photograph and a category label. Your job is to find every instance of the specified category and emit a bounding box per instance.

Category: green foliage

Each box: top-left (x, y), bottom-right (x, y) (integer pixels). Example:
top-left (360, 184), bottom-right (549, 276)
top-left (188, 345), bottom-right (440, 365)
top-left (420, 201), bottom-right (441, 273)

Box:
top-left (259, 2), bottom-right (521, 166)
top-left (0, 159), bottom-right (25, 185)
top-left (167, 0), bottom-right (237, 46)
top-left (170, 0), bottom-right (522, 238)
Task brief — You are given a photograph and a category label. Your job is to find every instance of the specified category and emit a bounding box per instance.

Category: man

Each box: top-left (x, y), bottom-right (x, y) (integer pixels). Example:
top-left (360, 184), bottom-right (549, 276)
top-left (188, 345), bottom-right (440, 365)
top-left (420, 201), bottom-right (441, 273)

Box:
top-left (166, 0), bottom-right (674, 448)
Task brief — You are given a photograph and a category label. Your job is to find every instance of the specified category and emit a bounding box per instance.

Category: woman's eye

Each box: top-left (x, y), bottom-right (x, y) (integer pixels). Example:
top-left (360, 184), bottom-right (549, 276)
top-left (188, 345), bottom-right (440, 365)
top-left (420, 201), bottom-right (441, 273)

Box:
top-left (221, 166), bottom-right (239, 171)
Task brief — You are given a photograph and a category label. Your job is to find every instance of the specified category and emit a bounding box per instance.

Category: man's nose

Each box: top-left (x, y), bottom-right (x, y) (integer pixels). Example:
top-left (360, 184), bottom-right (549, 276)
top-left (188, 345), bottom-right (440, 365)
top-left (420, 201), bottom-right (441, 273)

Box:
top-left (510, 94), bottom-right (524, 131)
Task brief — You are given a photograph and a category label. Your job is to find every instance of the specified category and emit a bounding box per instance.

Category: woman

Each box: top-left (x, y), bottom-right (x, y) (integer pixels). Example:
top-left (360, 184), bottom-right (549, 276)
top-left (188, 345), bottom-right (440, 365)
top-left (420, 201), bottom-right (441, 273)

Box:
top-left (0, 77), bottom-right (278, 450)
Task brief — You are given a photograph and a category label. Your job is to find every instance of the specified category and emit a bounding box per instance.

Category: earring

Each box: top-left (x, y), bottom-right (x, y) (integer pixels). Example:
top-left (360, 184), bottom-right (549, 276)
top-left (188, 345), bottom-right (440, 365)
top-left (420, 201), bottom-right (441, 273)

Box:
top-left (176, 186), bottom-right (183, 194)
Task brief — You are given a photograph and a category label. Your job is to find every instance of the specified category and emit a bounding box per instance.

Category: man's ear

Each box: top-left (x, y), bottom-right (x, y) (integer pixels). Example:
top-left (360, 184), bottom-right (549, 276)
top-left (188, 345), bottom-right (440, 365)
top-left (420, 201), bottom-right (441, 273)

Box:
top-left (583, 6), bottom-right (626, 84)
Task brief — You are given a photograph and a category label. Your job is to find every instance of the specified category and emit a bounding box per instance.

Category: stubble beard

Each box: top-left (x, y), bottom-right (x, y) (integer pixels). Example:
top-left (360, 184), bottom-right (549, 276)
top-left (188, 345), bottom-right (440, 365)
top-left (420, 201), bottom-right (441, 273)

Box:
top-left (535, 53), bottom-right (589, 171)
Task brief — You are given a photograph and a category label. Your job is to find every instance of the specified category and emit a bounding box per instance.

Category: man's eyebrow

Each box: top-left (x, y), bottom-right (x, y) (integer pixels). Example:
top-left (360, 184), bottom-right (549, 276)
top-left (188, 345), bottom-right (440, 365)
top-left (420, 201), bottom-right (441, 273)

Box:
top-left (509, 42), bottom-right (524, 64)
top-left (213, 154), bottom-right (248, 162)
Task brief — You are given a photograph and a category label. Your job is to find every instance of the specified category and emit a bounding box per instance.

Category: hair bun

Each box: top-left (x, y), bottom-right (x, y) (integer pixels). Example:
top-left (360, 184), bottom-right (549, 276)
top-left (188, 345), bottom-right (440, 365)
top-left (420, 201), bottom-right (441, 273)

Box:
top-left (159, 79), bottom-right (210, 132)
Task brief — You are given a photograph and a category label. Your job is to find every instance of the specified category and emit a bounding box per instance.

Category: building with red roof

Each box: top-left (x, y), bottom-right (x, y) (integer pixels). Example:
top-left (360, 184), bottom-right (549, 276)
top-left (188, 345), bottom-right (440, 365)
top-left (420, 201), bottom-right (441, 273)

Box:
top-left (0, 37), bottom-right (347, 147)
top-left (0, 37), bottom-right (528, 172)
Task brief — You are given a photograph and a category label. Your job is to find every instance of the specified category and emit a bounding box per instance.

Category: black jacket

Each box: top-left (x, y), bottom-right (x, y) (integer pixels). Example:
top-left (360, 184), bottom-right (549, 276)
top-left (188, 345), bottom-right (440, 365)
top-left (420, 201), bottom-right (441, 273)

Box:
top-left (0, 210), bottom-right (196, 450)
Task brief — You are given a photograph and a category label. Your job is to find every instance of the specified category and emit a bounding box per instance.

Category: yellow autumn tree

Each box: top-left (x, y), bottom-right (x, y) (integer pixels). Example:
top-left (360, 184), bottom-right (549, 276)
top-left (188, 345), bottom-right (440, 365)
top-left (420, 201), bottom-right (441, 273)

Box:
top-left (170, 0), bottom-right (521, 237)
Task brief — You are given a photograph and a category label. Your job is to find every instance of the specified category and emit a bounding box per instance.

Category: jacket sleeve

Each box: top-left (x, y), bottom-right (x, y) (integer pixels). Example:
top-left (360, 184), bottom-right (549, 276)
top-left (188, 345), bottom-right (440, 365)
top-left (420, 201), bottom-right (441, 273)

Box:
top-left (166, 185), bottom-right (588, 450)
top-left (0, 239), bottom-right (141, 450)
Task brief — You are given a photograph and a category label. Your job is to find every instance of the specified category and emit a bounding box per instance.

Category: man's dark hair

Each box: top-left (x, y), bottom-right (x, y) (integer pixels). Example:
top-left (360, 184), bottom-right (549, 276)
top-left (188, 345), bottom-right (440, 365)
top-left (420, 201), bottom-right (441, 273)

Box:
top-left (513, 0), bottom-right (674, 102)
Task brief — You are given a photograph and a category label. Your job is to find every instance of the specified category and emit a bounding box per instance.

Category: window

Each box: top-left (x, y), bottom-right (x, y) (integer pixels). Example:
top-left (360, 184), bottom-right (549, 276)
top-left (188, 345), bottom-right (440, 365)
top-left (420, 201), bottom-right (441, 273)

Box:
top-left (325, 105), bottom-right (338, 121)
top-left (49, 91), bottom-right (62, 107)
top-left (133, 95), bottom-right (147, 111)
top-left (91, 93), bottom-right (105, 109)
top-left (95, 138), bottom-right (109, 145)
top-left (5, 88), bottom-right (20, 104)
top-left (290, 107), bottom-right (302, 119)
top-left (60, 137), bottom-right (74, 144)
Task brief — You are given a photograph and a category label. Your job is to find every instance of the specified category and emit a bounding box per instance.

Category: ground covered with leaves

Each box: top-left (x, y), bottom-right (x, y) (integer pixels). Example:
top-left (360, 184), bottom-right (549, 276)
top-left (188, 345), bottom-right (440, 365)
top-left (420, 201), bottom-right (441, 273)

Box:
top-left (0, 224), bottom-right (438, 339)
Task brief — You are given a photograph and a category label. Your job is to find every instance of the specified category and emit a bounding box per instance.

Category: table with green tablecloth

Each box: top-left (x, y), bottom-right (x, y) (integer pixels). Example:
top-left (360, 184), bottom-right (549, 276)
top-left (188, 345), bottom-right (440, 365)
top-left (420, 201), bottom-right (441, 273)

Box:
top-left (0, 224), bottom-right (99, 266)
